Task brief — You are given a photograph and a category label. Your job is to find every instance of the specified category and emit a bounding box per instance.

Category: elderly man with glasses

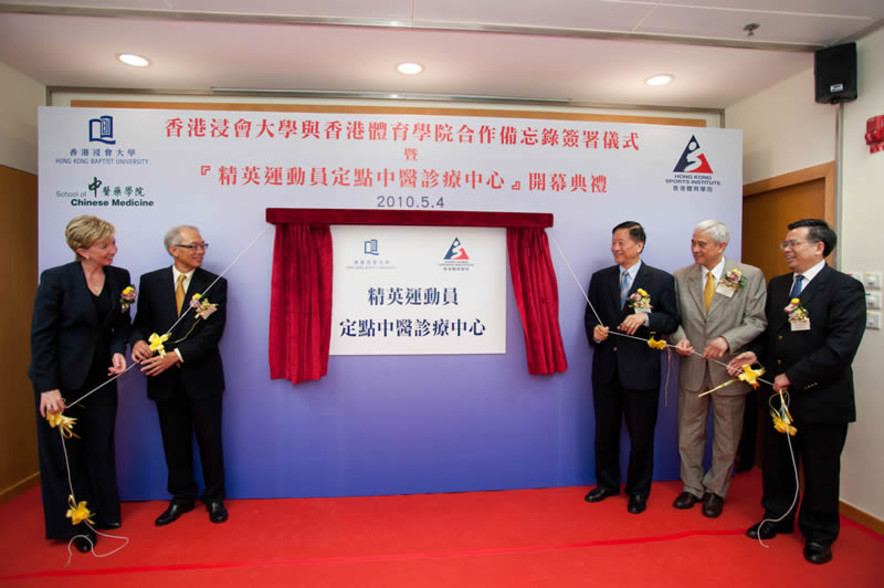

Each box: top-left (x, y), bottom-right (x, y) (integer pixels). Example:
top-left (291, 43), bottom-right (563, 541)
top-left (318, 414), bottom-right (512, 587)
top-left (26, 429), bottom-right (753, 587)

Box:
top-left (131, 225), bottom-right (230, 526)
top-left (729, 219), bottom-right (866, 564)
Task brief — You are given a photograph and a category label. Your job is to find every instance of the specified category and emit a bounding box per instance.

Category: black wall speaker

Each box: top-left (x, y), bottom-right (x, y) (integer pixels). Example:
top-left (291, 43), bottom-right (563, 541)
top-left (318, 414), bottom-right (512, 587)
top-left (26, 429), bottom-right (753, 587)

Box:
top-left (815, 43), bottom-right (857, 104)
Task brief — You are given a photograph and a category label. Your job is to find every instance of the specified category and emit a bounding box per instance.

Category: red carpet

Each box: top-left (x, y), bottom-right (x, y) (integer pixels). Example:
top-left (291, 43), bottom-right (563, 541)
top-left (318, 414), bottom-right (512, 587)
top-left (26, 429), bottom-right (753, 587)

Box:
top-left (1, 471), bottom-right (881, 587)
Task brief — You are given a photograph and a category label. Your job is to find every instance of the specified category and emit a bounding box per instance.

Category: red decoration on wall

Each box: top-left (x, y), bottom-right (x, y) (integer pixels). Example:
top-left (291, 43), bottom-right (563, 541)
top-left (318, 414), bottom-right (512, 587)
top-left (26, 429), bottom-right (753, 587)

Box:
top-left (865, 115), bottom-right (884, 154)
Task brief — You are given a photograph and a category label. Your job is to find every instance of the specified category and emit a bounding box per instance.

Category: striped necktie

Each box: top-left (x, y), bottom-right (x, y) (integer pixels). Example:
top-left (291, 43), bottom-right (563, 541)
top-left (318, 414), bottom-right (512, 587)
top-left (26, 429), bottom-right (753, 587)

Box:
top-left (789, 274), bottom-right (804, 299)
top-left (620, 270), bottom-right (631, 307)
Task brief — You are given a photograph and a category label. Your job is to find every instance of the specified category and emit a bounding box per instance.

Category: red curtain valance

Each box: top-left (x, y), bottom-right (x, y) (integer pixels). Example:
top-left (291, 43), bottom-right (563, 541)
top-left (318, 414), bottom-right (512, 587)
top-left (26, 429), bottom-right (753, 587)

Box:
top-left (266, 208), bottom-right (553, 228)
top-left (266, 208), bottom-right (567, 385)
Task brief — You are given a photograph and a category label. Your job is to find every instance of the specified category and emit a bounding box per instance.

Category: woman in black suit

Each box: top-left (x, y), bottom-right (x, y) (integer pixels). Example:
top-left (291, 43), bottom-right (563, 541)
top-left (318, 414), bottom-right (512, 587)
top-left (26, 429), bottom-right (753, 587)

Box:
top-left (29, 215), bottom-right (132, 552)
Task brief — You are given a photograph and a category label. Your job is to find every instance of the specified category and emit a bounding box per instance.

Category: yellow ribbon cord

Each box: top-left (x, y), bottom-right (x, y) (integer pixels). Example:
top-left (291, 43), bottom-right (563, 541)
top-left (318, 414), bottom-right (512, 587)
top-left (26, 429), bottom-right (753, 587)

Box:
top-left (769, 389), bottom-right (797, 436)
top-left (647, 337), bottom-right (667, 350)
top-left (66, 494), bottom-right (95, 526)
top-left (46, 411), bottom-right (79, 439)
top-left (148, 332), bottom-right (170, 357)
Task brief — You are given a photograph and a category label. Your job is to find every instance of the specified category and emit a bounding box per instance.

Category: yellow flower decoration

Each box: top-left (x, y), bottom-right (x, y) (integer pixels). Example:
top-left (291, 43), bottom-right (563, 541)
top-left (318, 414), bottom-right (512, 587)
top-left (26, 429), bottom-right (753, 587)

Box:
top-left (737, 365), bottom-right (765, 389)
top-left (66, 494), bottom-right (95, 526)
top-left (46, 411), bottom-right (79, 439)
top-left (771, 411), bottom-right (797, 436)
top-left (647, 336), bottom-right (667, 350)
top-left (636, 288), bottom-right (648, 297)
top-left (148, 332), bottom-right (170, 358)
top-left (122, 286), bottom-right (135, 296)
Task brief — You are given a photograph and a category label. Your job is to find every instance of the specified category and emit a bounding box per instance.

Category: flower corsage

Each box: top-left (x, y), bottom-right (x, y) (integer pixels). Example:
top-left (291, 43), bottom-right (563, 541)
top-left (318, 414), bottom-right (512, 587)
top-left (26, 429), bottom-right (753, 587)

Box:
top-left (784, 298), bottom-right (808, 322)
top-left (119, 285), bottom-right (137, 312)
top-left (628, 288), bottom-right (652, 312)
top-left (190, 293), bottom-right (218, 321)
top-left (721, 269), bottom-right (746, 291)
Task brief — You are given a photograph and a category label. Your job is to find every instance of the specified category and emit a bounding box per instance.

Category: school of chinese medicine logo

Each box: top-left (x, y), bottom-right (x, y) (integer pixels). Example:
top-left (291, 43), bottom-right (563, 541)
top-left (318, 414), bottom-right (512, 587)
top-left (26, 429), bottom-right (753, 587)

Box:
top-left (88, 176), bottom-right (103, 197)
top-left (364, 239), bottom-right (379, 255)
top-left (443, 237), bottom-right (470, 261)
top-left (673, 135), bottom-right (713, 174)
top-left (89, 115), bottom-right (116, 145)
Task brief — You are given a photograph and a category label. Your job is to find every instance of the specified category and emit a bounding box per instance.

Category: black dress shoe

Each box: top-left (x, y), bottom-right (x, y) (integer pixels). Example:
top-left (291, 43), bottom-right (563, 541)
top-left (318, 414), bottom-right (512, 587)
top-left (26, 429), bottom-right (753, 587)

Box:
top-left (584, 486), bottom-right (619, 503)
top-left (72, 535), bottom-right (94, 553)
top-left (702, 493), bottom-right (724, 518)
top-left (627, 494), bottom-right (647, 514)
top-left (95, 520), bottom-right (121, 530)
top-left (155, 501), bottom-right (195, 526)
top-left (746, 520), bottom-right (793, 540)
top-left (207, 500), bottom-right (228, 524)
top-left (803, 541), bottom-right (833, 564)
top-left (673, 491), bottom-right (701, 509)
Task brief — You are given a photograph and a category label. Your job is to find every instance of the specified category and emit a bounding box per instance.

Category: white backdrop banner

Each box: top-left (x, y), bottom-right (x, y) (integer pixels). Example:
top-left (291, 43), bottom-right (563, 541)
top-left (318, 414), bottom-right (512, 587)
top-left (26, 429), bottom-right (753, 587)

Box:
top-left (330, 225), bottom-right (506, 355)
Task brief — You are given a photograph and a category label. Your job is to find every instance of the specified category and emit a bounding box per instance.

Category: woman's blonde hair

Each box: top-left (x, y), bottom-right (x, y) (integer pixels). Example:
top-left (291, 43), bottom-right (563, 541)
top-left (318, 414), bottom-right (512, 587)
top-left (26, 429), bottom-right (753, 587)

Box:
top-left (65, 215), bottom-right (115, 261)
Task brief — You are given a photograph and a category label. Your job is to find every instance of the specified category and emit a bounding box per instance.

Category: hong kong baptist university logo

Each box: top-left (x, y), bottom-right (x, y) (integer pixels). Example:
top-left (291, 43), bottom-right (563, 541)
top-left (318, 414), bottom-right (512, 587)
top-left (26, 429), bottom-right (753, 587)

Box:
top-left (88, 115), bottom-right (116, 145)
top-left (673, 135), bottom-right (713, 174)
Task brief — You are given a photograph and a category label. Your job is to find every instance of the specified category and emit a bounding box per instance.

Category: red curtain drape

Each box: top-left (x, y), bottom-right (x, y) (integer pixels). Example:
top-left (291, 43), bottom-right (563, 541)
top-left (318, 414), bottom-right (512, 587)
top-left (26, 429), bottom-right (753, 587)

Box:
top-left (507, 227), bottom-right (568, 375)
top-left (268, 223), bottom-right (333, 385)
top-left (267, 209), bottom-right (567, 383)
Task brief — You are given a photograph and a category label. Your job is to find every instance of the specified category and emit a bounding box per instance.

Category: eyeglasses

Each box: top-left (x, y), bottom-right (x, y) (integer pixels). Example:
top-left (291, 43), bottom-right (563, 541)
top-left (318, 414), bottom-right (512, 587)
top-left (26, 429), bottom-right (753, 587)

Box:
top-left (175, 242), bottom-right (209, 250)
top-left (779, 239), bottom-right (818, 250)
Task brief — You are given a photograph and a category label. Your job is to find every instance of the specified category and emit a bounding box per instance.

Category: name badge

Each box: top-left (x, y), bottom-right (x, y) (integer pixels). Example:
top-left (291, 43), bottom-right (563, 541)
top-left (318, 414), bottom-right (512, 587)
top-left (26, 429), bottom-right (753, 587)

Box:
top-left (715, 283), bottom-right (735, 298)
top-left (790, 319), bottom-right (811, 331)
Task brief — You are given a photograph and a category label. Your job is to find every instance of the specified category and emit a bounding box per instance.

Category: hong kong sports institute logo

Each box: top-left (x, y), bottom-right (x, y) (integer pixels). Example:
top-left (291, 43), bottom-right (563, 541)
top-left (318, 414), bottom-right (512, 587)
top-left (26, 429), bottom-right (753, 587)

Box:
top-left (673, 135), bottom-right (714, 174)
top-left (444, 237), bottom-right (470, 260)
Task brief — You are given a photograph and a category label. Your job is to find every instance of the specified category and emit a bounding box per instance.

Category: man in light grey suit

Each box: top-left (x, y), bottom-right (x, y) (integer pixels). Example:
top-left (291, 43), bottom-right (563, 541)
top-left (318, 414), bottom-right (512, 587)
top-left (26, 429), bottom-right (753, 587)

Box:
top-left (670, 220), bottom-right (766, 518)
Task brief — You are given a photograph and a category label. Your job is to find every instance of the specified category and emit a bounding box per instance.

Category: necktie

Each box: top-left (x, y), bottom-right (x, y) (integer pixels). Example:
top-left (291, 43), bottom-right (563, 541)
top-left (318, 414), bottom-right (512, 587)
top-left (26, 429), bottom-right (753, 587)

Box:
top-left (789, 274), bottom-right (804, 299)
top-left (175, 274), bottom-right (186, 315)
top-left (704, 271), bottom-right (715, 313)
top-left (620, 270), bottom-right (631, 307)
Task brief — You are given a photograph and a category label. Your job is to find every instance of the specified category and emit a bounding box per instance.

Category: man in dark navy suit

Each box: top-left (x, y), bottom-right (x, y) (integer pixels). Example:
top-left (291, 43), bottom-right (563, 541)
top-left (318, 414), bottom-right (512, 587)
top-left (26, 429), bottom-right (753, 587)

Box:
top-left (131, 225), bottom-right (229, 526)
top-left (584, 221), bottom-right (679, 514)
top-left (730, 219), bottom-right (865, 564)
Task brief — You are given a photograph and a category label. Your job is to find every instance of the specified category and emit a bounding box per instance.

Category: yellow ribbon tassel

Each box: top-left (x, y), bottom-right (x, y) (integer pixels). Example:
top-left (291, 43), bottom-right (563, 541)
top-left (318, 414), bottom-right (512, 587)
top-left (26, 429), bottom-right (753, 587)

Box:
top-left (738, 365), bottom-right (765, 389)
top-left (66, 495), bottom-right (95, 526)
top-left (770, 389), bottom-right (797, 435)
top-left (46, 411), bottom-right (79, 439)
top-left (148, 332), bottom-right (170, 357)
top-left (647, 337), bottom-right (667, 350)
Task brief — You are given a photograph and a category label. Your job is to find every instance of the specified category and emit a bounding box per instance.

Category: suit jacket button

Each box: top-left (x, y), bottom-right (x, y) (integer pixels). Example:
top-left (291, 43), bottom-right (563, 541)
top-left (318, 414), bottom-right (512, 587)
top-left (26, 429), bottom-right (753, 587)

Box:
top-left (613, 347), bottom-right (618, 352)
top-left (778, 335), bottom-right (783, 341)
top-left (777, 360), bottom-right (782, 365)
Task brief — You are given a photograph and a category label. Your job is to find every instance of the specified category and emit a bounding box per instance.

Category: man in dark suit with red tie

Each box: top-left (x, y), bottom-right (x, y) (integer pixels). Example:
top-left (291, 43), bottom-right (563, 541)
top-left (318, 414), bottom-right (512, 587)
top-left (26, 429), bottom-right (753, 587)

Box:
top-left (131, 225), bottom-right (229, 525)
top-left (730, 219), bottom-right (866, 564)
top-left (584, 221), bottom-right (679, 514)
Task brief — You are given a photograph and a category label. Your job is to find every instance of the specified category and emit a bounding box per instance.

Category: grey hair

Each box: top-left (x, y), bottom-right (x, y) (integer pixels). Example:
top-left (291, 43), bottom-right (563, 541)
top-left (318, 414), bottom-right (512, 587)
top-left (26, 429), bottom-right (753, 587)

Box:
top-left (694, 219), bottom-right (730, 245)
top-left (164, 225), bottom-right (199, 254)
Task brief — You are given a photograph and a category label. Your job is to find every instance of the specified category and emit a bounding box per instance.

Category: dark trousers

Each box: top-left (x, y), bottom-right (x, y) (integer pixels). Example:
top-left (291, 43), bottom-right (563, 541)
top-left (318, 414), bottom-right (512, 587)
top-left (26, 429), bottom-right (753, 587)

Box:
top-left (761, 419), bottom-right (848, 545)
top-left (736, 389), bottom-right (759, 470)
top-left (155, 380), bottom-right (225, 504)
top-left (592, 373), bottom-right (659, 497)
top-left (35, 387), bottom-right (120, 540)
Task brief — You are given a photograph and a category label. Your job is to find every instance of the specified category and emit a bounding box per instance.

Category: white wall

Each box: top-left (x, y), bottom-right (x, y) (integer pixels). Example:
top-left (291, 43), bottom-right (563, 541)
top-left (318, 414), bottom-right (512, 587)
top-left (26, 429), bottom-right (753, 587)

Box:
top-left (726, 31), bottom-right (884, 521)
top-left (0, 61), bottom-right (44, 173)
top-left (727, 66), bottom-right (835, 185)
top-left (840, 27), bottom-right (884, 520)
